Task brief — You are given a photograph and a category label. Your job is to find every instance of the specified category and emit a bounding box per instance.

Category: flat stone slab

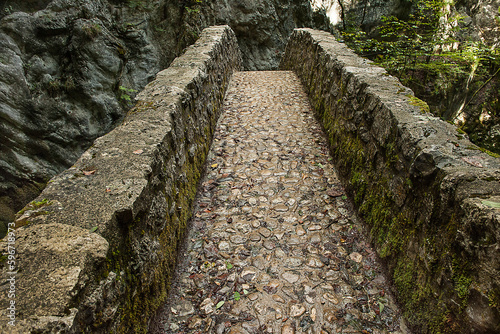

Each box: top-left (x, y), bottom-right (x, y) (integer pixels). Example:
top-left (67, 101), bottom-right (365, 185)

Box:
top-left (155, 71), bottom-right (408, 333)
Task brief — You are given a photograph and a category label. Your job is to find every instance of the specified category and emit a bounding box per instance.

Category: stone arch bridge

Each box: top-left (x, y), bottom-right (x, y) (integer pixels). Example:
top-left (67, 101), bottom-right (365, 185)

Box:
top-left (1, 26), bottom-right (499, 333)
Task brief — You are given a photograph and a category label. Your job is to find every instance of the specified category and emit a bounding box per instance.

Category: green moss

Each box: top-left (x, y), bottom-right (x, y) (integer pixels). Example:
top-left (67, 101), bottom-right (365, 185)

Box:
top-left (451, 255), bottom-right (472, 308)
top-left (464, 144), bottom-right (499, 158)
top-left (408, 95), bottom-right (430, 113)
top-left (0, 253), bottom-right (7, 266)
top-left (15, 198), bottom-right (53, 222)
top-left (479, 147), bottom-right (500, 158)
top-left (307, 75), bottom-right (476, 333)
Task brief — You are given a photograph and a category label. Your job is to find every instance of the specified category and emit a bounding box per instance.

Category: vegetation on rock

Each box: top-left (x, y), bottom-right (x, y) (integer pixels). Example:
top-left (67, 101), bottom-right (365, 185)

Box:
top-left (339, 0), bottom-right (500, 154)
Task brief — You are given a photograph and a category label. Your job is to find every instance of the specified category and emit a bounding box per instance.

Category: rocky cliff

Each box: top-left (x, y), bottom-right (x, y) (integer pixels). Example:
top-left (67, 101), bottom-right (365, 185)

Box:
top-left (311, 0), bottom-right (500, 155)
top-left (312, 0), bottom-right (499, 46)
top-left (0, 0), bottom-right (331, 235)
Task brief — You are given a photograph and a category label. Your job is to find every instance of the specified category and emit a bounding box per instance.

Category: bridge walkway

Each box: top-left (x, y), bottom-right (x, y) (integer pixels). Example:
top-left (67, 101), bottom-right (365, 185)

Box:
top-left (155, 71), bottom-right (407, 334)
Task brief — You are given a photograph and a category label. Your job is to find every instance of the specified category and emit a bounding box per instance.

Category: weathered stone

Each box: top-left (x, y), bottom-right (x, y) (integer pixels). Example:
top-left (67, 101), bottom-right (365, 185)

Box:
top-left (273, 295), bottom-right (286, 304)
top-left (155, 71), bottom-right (406, 334)
top-left (281, 28), bottom-right (500, 333)
top-left (0, 25), bottom-right (241, 333)
top-left (0, 0), bottom-right (333, 233)
top-left (290, 303), bottom-right (306, 317)
top-left (349, 252), bottom-right (363, 263)
top-left (281, 324), bottom-right (295, 334)
top-left (282, 271), bottom-right (300, 284)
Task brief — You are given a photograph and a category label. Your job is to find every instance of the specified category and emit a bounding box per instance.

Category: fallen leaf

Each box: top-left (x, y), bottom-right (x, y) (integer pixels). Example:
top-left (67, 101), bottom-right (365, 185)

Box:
top-left (133, 149), bottom-right (143, 155)
top-left (482, 200), bottom-right (500, 209)
top-left (89, 226), bottom-right (98, 233)
top-left (211, 163), bottom-right (218, 168)
top-left (83, 170), bottom-right (95, 176)
top-left (327, 189), bottom-right (344, 197)
top-left (216, 301), bottom-right (225, 309)
top-left (378, 301), bottom-right (385, 314)
top-left (234, 292), bottom-right (241, 301)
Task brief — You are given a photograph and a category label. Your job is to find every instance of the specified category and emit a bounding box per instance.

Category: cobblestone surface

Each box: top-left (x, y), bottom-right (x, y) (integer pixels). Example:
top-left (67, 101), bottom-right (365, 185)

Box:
top-left (156, 71), bottom-right (407, 334)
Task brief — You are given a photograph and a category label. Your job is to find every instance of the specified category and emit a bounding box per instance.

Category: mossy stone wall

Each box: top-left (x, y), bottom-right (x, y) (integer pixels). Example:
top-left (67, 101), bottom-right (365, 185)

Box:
top-left (0, 25), bottom-right (241, 333)
top-left (281, 28), bottom-right (500, 333)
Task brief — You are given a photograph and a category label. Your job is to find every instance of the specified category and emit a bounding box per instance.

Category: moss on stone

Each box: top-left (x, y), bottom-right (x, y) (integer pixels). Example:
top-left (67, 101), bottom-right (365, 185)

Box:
top-left (408, 95), bottom-right (430, 113)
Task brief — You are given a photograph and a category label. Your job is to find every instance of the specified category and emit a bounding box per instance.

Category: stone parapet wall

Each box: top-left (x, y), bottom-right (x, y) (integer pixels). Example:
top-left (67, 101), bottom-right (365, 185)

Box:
top-left (0, 25), bottom-right (241, 333)
top-left (281, 28), bottom-right (500, 333)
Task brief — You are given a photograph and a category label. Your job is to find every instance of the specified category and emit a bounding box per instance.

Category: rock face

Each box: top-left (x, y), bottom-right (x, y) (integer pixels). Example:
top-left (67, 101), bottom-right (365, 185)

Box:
top-left (309, 0), bottom-right (500, 155)
top-left (0, 25), bottom-right (241, 333)
top-left (0, 0), bottom-right (163, 234)
top-left (312, 0), bottom-right (500, 45)
top-left (454, 0), bottom-right (500, 47)
top-left (281, 28), bottom-right (500, 333)
top-left (211, 0), bottom-right (331, 70)
top-left (0, 0), bottom-right (331, 234)
top-left (311, 0), bottom-right (410, 34)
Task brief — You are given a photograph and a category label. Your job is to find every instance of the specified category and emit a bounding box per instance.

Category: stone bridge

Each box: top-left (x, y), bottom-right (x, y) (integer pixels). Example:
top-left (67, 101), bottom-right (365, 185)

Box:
top-left (1, 26), bottom-right (499, 333)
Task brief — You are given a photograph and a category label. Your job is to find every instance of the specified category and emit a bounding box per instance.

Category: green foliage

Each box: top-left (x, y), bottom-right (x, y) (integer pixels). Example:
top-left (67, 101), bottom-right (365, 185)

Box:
top-left (184, 0), bottom-right (202, 14)
top-left (185, 7), bottom-right (200, 14)
top-left (119, 85), bottom-right (138, 102)
top-left (3, 5), bottom-right (13, 15)
top-left (341, 0), bottom-right (500, 154)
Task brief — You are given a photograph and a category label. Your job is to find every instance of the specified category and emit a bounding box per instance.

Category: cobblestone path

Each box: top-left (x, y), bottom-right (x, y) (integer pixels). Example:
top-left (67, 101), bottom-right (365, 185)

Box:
top-left (156, 71), bottom-right (407, 334)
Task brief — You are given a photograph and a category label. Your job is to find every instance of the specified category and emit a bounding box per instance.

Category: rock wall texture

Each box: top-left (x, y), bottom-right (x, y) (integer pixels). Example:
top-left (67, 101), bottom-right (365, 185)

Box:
top-left (0, 0), bottom-right (331, 235)
top-left (281, 28), bottom-right (500, 333)
top-left (0, 25), bottom-right (241, 333)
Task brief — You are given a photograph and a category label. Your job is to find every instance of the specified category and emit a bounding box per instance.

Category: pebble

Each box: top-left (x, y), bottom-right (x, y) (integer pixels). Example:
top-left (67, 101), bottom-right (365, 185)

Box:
top-left (230, 235), bottom-right (247, 244)
top-left (290, 304), bottom-right (306, 317)
top-left (274, 204), bottom-right (288, 212)
top-left (161, 71), bottom-right (406, 334)
top-left (200, 298), bottom-right (214, 315)
top-left (305, 256), bottom-right (324, 268)
top-left (282, 271), bottom-right (300, 283)
top-left (323, 293), bottom-right (340, 305)
top-left (284, 257), bottom-right (303, 267)
top-left (241, 268), bottom-right (257, 281)
top-left (273, 294), bottom-right (286, 303)
top-left (249, 232), bottom-right (261, 242)
top-left (281, 324), bottom-right (295, 334)
top-left (258, 227), bottom-right (272, 238)
top-left (349, 252), bottom-right (363, 263)
top-left (263, 240), bottom-right (276, 250)
top-left (311, 307), bottom-right (317, 322)
top-left (296, 226), bottom-right (306, 236)
top-left (218, 241), bottom-right (230, 251)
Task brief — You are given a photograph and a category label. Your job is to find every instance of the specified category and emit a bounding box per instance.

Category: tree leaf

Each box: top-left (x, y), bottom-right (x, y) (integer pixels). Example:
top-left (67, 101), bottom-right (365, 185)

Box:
top-left (90, 226), bottom-right (98, 233)
top-left (234, 291), bottom-right (240, 301)
top-left (226, 261), bottom-right (233, 270)
top-left (216, 301), bottom-right (225, 309)
top-left (378, 301), bottom-right (384, 314)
